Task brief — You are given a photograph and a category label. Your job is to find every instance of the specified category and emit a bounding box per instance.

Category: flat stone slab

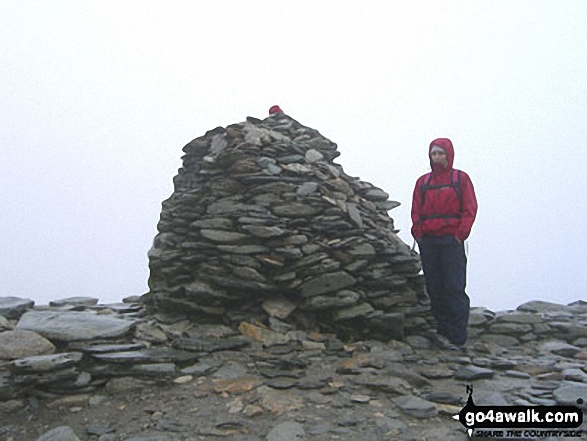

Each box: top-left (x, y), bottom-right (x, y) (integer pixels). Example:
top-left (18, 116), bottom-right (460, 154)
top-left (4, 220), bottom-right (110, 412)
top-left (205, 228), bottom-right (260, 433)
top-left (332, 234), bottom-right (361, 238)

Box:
top-left (393, 395), bottom-right (438, 418)
top-left (81, 343), bottom-right (147, 354)
top-left (180, 358), bottom-right (224, 376)
top-left (553, 382), bottom-right (587, 409)
top-left (36, 426), bottom-right (82, 441)
top-left (299, 271), bottom-right (357, 297)
top-left (517, 301), bottom-right (575, 315)
top-left (9, 352), bottom-right (82, 374)
top-left (539, 340), bottom-right (581, 358)
top-left (0, 330), bottom-right (56, 360)
top-left (266, 421), bottom-right (305, 441)
top-left (91, 348), bottom-right (199, 364)
top-left (173, 337), bottom-right (250, 353)
top-left (0, 296), bottom-right (34, 319)
top-left (454, 366), bottom-right (495, 381)
top-left (49, 297), bottom-right (99, 307)
top-left (16, 310), bottom-right (136, 341)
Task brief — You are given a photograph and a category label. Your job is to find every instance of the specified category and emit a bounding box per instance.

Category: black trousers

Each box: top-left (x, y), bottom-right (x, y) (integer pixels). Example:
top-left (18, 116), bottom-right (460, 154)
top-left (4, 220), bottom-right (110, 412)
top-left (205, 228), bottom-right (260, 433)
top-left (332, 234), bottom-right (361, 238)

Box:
top-left (419, 235), bottom-right (470, 345)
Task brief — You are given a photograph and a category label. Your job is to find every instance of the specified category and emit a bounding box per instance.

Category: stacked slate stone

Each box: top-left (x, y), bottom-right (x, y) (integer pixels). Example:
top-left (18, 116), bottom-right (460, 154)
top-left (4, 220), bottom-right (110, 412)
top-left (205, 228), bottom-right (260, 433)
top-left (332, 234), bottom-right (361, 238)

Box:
top-left (146, 113), bottom-right (429, 340)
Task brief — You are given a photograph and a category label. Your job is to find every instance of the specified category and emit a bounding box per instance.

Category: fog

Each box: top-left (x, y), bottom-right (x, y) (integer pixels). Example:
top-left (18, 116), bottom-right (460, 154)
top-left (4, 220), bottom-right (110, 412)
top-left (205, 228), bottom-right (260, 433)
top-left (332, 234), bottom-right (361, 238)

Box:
top-left (1, 1), bottom-right (586, 311)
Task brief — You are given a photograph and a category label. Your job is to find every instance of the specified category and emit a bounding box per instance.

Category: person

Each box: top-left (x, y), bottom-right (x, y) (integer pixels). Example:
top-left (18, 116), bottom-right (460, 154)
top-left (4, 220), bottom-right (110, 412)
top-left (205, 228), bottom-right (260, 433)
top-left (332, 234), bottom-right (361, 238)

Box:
top-left (411, 138), bottom-right (478, 350)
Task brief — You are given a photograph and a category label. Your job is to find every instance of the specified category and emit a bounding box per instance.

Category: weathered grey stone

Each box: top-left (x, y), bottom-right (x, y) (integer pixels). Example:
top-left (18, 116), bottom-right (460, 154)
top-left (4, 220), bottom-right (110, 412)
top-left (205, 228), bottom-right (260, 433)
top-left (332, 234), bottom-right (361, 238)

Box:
top-left (0, 330), bottom-right (55, 360)
top-left (299, 272), bottom-right (357, 298)
top-left (191, 218), bottom-right (234, 229)
top-left (454, 366), bottom-right (495, 381)
top-left (474, 391), bottom-right (509, 406)
top-left (130, 363), bottom-right (177, 376)
top-left (301, 290), bottom-right (360, 310)
top-left (539, 340), bottom-right (581, 358)
top-left (174, 336), bottom-right (249, 352)
top-left (468, 308), bottom-right (495, 326)
top-left (488, 323), bottom-right (533, 334)
top-left (304, 149), bottom-right (323, 164)
top-left (0, 315), bottom-right (10, 330)
top-left (362, 188), bottom-right (389, 202)
top-left (517, 301), bottom-right (574, 314)
top-left (17, 310), bottom-right (135, 341)
top-left (216, 245), bottom-right (270, 254)
top-left (424, 391), bottom-right (462, 405)
top-left (553, 382), bottom-right (587, 408)
top-left (266, 421), bottom-right (305, 441)
top-left (551, 322), bottom-right (587, 339)
top-left (180, 358), bottom-right (224, 376)
top-left (262, 298), bottom-right (296, 319)
top-left (393, 395), bottom-right (437, 418)
top-left (9, 352), bottom-right (82, 374)
top-left (348, 243), bottom-right (376, 256)
top-left (270, 203), bottom-right (323, 217)
top-left (36, 426), bottom-right (82, 441)
top-left (479, 334), bottom-right (520, 347)
top-left (295, 182), bottom-right (318, 195)
top-left (241, 225), bottom-right (285, 238)
top-left (200, 229), bottom-right (249, 243)
top-left (332, 303), bottom-right (375, 321)
top-left (91, 349), bottom-right (199, 364)
top-left (505, 370), bottom-right (531, 379)
top-left (105, 377), bottom-right (153, 395)
top-left (0, 296), bottom-right (34, 319)
top-left (49, 297), bottom-right (99, 307)
top-left (278, 154), bottom-right (304, 164)
top-left (82, 343), bottom-right (145, 354)
top-left (494, 312), bottom-right (543, 324)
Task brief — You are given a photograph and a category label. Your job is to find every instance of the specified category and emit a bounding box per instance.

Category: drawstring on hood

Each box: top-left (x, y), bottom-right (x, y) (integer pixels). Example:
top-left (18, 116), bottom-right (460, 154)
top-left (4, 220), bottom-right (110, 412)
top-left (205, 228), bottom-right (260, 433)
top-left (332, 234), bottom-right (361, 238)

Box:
top-left (429, 138), bottom-right (454, 173)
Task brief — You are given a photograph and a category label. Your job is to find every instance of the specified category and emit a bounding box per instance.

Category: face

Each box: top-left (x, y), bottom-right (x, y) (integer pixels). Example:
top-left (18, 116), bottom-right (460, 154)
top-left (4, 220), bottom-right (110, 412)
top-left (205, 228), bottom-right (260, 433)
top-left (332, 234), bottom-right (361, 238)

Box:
top-left (430, 150), bottom-right (447, 166)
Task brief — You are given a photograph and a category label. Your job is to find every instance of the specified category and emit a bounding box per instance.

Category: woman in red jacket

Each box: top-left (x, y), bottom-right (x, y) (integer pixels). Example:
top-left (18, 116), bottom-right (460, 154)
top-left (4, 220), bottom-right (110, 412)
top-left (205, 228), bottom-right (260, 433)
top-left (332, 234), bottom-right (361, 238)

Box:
top-left (411, 138), bottom-right (477, 349)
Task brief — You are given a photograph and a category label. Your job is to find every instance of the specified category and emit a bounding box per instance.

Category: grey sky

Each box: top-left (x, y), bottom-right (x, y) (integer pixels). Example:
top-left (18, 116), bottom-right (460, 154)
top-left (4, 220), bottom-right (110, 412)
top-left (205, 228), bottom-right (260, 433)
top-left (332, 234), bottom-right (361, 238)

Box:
top-left (1, 1), bottom-right (586, 311)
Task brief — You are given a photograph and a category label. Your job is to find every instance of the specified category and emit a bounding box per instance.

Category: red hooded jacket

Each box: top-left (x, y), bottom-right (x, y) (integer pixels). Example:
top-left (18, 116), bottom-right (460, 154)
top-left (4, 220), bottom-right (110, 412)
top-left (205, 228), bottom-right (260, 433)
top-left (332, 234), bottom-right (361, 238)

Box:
top-left (411, 138), bottom-right (477, 242)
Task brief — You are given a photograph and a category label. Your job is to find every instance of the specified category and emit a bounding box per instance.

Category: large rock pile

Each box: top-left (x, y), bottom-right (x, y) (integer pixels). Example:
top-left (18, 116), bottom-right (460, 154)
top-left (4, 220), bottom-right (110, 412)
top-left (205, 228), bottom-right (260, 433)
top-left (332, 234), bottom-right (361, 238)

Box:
top-left (146, 113), bottom-right (428, 340)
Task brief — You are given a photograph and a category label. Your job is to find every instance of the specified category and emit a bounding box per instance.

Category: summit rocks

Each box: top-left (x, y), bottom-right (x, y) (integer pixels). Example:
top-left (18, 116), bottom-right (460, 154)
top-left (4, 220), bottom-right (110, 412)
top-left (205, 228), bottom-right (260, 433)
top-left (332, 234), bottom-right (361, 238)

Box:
top-left (1, 296), bottom-right (586, 440)
top-left (146, 113), bottom-right (428, 340)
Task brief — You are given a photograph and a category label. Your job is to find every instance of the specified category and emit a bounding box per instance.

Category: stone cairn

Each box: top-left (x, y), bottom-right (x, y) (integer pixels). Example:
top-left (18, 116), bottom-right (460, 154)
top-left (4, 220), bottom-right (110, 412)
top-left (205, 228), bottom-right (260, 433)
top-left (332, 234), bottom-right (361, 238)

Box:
top-left (145, 112), bottom-right (428, 341)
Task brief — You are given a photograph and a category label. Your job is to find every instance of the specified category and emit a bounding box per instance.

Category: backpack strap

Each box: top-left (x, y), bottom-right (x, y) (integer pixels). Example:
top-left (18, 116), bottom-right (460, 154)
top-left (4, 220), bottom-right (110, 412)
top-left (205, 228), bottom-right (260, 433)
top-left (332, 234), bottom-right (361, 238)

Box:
top-left (453, 169), bottom-right (463, 213)
top-left (421, 172), bottom-right (433, 207)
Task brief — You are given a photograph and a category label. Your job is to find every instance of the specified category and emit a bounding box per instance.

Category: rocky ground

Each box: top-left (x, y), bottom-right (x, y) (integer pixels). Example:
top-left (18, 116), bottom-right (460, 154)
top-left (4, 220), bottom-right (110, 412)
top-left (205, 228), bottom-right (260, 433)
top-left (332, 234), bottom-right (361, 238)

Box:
top-left (0, 297), bottom-right (586, 441)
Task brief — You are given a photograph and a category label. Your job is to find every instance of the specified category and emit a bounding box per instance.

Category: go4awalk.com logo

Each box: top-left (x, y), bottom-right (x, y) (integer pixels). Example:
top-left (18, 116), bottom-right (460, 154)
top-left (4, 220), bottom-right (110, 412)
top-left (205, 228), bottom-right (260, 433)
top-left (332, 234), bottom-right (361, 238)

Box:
top-left (454, 386), bottom-right (584, 438)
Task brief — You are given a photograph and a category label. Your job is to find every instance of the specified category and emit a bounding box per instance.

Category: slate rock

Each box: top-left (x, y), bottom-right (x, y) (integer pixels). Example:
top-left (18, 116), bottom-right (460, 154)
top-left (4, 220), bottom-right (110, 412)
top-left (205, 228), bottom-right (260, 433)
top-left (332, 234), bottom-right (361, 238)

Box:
top-left (0, 296), bottom-right (34, 319)
top-left (0, 329), bottom-right (56, 360)
top-left (488, 323), bottom-right (533, 334)
top-left (454, 366), bottom-right (495, 381)
top-left (180, 358), bottom-right (224, 376)
top-left (36, 426), bottom-right (82, 441)
top-left (299, 272), bottom-right (357, 297)
top-left (17, 310), bottom-right (136, 341)
top-left (91, 349), bottom-right (199, 364)
top-left (517, 301), bottom-right (574, 314)
top-left (474, 391), bottom-right (509, 406)
top-left (49, 297), bottom-right (99, 307)
top-left (393, 395), bottom-right (437, 418)
top-left (553, 382), bottom-right (587, 409)
top-left (539, 340), bottom-right (581, 358)
top-left (266, 421), bottom-right (305, 441)
top-left (9, 352), bottom-right (82, 374)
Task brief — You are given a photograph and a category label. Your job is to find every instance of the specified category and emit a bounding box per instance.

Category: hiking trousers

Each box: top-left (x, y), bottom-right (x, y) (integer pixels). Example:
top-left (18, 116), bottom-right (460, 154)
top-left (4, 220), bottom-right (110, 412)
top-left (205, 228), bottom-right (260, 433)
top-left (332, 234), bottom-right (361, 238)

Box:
top-left (418, 235), bottom-right (470, 345)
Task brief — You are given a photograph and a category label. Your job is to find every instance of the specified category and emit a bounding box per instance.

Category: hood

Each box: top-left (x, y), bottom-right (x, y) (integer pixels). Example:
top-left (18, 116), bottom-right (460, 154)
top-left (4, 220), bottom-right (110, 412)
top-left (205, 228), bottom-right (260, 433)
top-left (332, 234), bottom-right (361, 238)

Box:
top-left (429, 138), bottom-right (454, 172)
